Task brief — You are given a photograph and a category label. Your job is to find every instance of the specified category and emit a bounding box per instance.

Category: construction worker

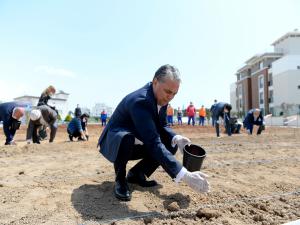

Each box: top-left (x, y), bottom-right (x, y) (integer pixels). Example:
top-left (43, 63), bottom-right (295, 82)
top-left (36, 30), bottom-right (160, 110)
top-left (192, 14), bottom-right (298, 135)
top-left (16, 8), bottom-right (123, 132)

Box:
top-left (199, 105), bottom-right (206, 126)
top-left (167, 104), bottom-right (174, 126)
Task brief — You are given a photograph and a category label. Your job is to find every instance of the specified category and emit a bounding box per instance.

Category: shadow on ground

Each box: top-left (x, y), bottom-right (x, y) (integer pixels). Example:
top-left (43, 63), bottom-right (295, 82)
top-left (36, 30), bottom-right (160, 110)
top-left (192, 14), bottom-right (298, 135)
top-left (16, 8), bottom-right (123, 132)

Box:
top-left (71, 181), bottom-right (191, 223)
top-left (71, 181), bottom-right (159, 223)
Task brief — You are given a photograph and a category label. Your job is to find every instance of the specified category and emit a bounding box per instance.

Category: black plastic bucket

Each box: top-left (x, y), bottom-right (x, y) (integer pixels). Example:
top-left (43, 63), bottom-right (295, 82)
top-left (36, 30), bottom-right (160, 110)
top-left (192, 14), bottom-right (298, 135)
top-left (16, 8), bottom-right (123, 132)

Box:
top-left (183, 144), bottom-right (206, 172)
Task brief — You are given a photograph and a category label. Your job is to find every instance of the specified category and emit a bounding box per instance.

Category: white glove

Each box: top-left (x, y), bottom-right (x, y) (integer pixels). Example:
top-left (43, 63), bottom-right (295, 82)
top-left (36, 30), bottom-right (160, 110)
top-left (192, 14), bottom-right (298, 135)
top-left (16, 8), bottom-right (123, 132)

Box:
top-left (182, 171), bottom-right (210, 193)
top-left (172, 135), bottom-right (191, 154)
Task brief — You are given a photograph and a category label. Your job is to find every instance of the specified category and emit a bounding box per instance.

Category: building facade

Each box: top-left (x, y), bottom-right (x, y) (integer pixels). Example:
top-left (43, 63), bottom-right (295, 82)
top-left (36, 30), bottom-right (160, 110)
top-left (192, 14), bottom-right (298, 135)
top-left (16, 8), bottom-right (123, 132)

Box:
top-left (232, 30), bottom-right (300, 117)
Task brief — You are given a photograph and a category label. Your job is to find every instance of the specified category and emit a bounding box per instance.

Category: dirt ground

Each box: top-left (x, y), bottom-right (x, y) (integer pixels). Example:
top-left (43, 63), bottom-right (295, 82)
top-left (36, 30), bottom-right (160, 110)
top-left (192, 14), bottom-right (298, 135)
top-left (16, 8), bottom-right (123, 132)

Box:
top-left (0, 124), bottom-right (299, 225)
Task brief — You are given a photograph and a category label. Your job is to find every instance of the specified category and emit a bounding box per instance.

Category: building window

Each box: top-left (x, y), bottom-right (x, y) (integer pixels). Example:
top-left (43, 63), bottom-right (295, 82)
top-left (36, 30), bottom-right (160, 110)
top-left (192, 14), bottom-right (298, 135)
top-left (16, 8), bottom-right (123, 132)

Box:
top-left (259, 61), bottom-right (263, 70)
top-left (238, 84), bottom-right (243, 96)
top-left (259, 76), bottom-right (264, 89)
top-left (269, 90), bottom-right (274, 103)
top-left (268, 73), bottom-right (273, 86)
top-left (259, 92), bottom-right (264, 104)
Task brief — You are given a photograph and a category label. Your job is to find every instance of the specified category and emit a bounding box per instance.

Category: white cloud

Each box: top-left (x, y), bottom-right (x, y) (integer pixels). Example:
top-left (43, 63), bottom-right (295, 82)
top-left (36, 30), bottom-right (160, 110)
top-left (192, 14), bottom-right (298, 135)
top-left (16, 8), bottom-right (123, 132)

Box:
top-left (34, 65), bottom-right (76, 78)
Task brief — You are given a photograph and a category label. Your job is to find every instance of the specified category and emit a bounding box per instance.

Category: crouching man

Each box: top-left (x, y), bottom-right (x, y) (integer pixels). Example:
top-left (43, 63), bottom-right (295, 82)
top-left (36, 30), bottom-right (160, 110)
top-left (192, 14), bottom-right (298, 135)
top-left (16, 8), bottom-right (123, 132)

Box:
top-left (243, 108), bottom-right (265, 135)
top-left (26, 105), bottom-right (58, 144)
top-left (97, 65), bottom-right (210, 201)
top-left (67, 113), bottom-right (89, 141)
top-left (0, 102), bottom-right (27, 145)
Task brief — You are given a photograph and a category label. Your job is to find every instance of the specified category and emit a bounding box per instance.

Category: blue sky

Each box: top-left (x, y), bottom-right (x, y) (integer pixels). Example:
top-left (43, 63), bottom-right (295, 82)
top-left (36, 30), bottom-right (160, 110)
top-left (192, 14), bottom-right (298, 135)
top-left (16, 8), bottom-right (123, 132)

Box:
top-left (0, 0), bottom-right (299, 111)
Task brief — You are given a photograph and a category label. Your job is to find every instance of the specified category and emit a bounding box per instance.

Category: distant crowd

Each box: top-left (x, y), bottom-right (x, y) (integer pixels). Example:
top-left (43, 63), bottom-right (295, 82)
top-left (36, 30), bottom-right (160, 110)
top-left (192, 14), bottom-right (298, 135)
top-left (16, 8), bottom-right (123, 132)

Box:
top-left (0, 85), bottom-right (265, 146)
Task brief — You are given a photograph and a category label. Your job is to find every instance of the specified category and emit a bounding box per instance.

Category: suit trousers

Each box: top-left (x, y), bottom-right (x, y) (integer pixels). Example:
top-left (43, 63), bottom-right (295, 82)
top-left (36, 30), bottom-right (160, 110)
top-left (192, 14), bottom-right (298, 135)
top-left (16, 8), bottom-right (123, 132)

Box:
top-left (114, 133), bottom-right (177, 182)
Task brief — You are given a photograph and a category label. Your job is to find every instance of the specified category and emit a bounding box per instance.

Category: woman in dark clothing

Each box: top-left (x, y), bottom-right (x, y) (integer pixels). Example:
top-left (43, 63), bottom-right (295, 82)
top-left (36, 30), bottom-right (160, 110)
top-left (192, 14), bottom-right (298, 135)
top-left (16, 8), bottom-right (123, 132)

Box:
top-left (37, 85), bottom-right (56, 140)
top-left (38, 85), bottom-right (56, 106)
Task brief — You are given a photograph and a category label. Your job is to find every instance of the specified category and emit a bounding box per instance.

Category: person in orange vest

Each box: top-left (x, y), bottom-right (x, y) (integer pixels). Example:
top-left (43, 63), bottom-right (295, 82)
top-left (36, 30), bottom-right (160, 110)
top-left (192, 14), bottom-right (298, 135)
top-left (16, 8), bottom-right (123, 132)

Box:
top-left (199, 105), bottom-right (206, 126)
top-left (167, 104), bottom-right (174, 126)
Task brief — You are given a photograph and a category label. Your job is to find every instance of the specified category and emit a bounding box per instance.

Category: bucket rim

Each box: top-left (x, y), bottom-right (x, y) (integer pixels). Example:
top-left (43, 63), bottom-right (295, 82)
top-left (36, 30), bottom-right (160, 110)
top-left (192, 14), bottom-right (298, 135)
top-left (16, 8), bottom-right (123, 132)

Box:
top-left (183, 144), bottom-right (206, 158)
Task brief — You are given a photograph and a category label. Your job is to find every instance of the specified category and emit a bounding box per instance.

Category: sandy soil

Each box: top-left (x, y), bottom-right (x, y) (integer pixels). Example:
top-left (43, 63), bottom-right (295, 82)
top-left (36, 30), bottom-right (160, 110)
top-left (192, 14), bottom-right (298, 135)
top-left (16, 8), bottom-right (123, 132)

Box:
top-left (0, 125), bottom-right (299, 225)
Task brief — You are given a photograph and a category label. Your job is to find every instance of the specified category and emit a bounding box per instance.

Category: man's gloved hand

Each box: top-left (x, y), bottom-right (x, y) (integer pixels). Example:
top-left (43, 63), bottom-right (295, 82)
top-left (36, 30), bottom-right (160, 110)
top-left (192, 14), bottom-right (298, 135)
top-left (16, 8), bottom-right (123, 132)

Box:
top-left (172, 135), bottom-right (191, 154)
top-left (182, 171), bottom-right (210, 193)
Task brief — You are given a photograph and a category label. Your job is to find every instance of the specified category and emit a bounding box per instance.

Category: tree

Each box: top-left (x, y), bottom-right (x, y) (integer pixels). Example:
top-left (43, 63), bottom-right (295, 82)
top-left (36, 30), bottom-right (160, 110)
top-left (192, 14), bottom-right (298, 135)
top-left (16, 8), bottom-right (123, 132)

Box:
top-left (64, 114), bottom-right (72, 122)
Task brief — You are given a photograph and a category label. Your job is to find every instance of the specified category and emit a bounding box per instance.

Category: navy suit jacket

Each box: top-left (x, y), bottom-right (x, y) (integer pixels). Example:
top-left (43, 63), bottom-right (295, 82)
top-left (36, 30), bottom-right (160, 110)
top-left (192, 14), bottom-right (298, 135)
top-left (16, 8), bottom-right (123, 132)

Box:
top-left (98, 83), bottom-right (182, 178)
top-left (211, 102), bottom-right (231, 124)
top-left (243, 109), bottom-right (264, 129)
top-left (0, 101), bottom-right (28, 143)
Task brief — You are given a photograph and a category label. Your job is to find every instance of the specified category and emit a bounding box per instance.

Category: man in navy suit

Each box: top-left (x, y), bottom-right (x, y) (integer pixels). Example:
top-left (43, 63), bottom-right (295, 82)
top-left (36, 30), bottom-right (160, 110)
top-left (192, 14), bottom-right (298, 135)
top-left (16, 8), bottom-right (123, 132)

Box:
top-left (98, 65), bottom-right (210, 201)
top-left (211, 102), bottom-right (232, 137)
top-left (243, 109), bottom-right (265, 135)
top-left (0, 102), bottom-right (27, 145)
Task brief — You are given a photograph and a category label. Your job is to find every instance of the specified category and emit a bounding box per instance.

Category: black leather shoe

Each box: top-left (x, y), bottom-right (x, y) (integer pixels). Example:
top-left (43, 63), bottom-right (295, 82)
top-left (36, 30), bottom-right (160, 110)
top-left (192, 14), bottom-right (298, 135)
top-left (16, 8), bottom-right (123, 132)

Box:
top-left (127, 170), bottom-right (158, 187)
top-left (114, 180), bottom-right (131, 201)
top-left (69, 134), bottom-right (73, 141)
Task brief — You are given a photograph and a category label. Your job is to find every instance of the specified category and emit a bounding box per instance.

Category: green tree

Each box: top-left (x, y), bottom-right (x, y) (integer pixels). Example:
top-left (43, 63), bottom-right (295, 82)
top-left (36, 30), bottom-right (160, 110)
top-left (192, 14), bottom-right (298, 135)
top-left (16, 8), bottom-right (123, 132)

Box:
top-left (64, 114), bottom-right (72, 122)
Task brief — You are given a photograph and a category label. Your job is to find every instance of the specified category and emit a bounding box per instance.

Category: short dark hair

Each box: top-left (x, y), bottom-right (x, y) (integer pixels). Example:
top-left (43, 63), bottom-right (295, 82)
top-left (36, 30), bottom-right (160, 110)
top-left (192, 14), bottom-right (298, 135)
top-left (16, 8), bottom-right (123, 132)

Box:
top-left (80, 113), bottom-right (90, 119)
top-left (224, 103), bottom-right (232, 111)
top-left (153, 64), bottom-right (181, 83)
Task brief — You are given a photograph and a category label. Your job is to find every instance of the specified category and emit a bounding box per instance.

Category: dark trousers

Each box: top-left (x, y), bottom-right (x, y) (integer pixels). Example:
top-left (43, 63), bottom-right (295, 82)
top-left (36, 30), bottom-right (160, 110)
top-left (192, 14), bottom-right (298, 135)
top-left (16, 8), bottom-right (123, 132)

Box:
top-left (167, 116), bottom-right (173, 126)
top-left (231, 124), bottom-right (241, 134)
top-left (177, 117), bottom-right (182, 125)
top-left (215, 121), bottom-right (232, 137)
top-left (67, 129), bottom-right (81, 138)
top-left (212, 118), bottom-right (215, 127)
top-left (247, 124), bottom-right (264, 135)
top-left (101, 119), bottom-right (106, 126)
top-left (188, 116), bottom-right (195, 126)
top-left (199, 116), bottom-right (205, 126)
top-left (114, 134), bottom-right (177, 182)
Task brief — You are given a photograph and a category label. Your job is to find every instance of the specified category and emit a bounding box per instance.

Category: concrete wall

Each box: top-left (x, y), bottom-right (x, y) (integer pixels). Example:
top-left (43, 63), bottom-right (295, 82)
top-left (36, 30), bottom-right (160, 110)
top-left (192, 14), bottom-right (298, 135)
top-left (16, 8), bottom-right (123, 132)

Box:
top-left (230, 83), bottom-right (237, 112)
top-left (265, 115), bottom-right (300, 127)
top-left (273, 70), bottom-right (300, 105)
top-left (272, 55), bottom-right (300, 75)
top-left (274, 36), bottom-right (300, 55)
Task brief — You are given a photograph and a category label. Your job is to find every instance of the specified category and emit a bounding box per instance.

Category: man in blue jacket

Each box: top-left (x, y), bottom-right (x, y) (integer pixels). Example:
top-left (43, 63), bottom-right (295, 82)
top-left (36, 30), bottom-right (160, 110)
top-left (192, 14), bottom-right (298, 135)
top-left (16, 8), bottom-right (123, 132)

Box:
top-left (0, 102), bottom-right (27, 145)
top-left (67, 113), bottom-right (88, 141)
top-left (243, 109), bottom-right (265, 135)
top-left (98, 65), bottom-right (210, 201)
top-left (211, 102), bottom-right (232, 137)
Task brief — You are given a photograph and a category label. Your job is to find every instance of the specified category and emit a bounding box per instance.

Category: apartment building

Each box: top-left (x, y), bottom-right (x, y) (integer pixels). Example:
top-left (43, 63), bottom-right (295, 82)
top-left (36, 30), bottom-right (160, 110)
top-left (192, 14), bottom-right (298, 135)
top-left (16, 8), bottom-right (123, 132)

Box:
top-left (232, 30), bottom-right (300, 116)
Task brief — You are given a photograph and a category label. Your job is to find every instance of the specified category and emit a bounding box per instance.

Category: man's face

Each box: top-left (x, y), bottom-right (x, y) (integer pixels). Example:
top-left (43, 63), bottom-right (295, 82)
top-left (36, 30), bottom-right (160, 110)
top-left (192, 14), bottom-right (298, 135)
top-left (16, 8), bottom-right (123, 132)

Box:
top-left (152, 78), bottom-right (180, 106)
top-left (253, 111), bottom-right (260, 118)
top-left (12, 108), bottom-right (24, 120)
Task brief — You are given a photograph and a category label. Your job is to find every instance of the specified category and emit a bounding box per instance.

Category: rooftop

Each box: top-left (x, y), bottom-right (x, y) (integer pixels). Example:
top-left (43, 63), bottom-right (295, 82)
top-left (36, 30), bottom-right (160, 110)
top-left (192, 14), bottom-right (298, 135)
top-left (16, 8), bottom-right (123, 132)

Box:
top-left (271, 29), bottom-right (300, 46)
